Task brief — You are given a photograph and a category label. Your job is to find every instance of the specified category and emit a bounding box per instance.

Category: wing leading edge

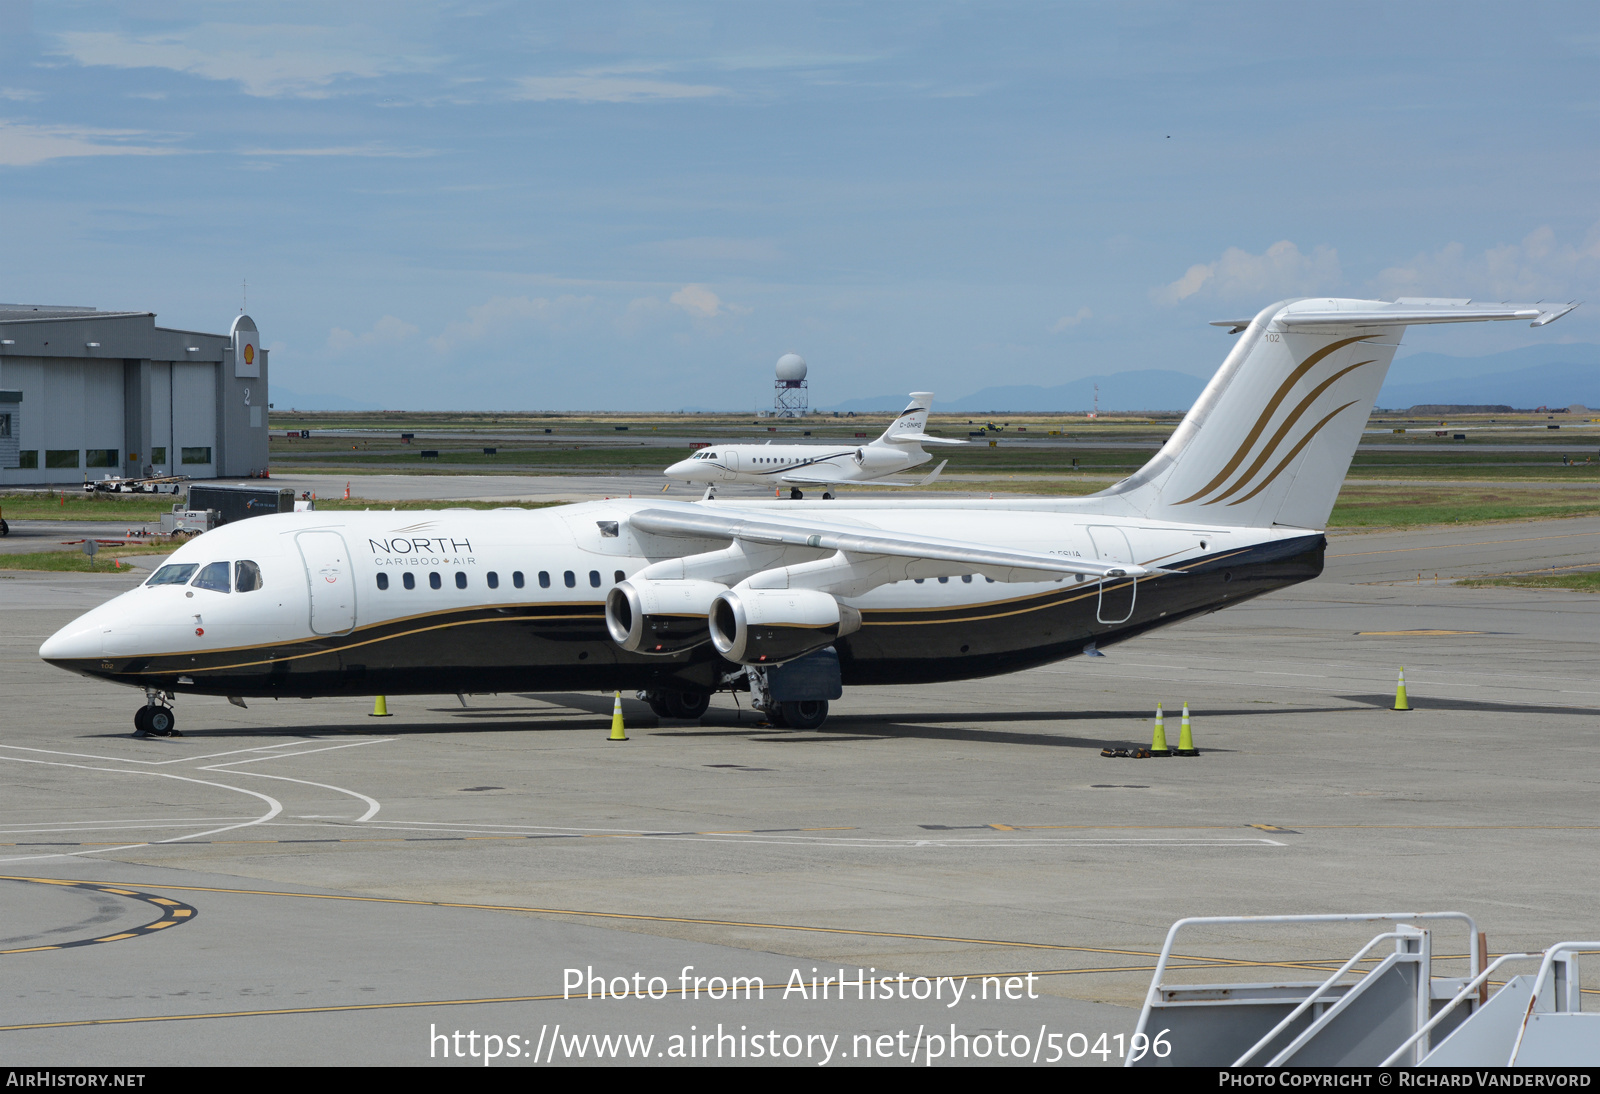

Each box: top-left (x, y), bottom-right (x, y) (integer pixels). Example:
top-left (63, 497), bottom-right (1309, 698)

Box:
top-left (627, 506), bottom-right (1161, 582)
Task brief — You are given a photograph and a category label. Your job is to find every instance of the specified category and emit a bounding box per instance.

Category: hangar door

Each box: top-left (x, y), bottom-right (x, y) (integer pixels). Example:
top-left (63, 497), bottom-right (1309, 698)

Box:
top-left (1087, 526), bottom-right (1137, 624)
top-left (296, 531), bottom-right (356, 635)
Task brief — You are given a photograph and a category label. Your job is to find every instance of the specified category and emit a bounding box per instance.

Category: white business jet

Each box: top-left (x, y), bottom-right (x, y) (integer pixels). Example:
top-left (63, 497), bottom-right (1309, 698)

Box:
top-left (40, 296), bottom-right (1576, 735)
top-left (662, 393), bottom-right (965, 499)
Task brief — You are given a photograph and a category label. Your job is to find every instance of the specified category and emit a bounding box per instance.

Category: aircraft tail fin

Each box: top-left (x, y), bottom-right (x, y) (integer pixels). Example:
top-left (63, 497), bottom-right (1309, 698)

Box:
top-left (875, 393), bottom-right (934, 444)
top-left (1099, 297), bottom-right (1577, 529)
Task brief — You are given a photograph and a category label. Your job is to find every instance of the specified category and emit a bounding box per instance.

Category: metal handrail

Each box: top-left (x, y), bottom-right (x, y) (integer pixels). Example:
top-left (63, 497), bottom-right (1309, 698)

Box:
top-left (1508, 942), bottom-right (1600, 1065)
top-left (1379, 952), bottom-right (1536, 1067)
top-left (1127, 911), bottom-right (1481, 1067)
top-left (1236, 931), bottom-right (1404, 1067)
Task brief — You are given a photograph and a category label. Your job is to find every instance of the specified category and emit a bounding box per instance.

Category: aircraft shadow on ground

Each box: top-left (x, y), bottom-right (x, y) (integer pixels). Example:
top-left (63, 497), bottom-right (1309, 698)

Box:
top-left (81, 699), bottom-right (1374, 745)
top-left (1339, 694), bottom-right (1600, 716)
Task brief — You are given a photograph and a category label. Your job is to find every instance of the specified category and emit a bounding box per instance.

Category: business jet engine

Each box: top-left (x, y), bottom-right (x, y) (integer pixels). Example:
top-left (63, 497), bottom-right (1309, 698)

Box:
top-left (605, 579), bottom-right (726, 655)
top-left (708, 587), bottom-right (862, 665)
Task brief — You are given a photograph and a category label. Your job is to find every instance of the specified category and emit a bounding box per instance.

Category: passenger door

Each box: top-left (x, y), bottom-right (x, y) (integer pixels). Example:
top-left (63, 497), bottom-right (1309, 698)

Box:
top-left (296, 530), bottom-right (356, 635)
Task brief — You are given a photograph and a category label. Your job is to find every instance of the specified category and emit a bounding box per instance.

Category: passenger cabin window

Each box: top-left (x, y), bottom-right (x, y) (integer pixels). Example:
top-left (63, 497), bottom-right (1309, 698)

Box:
top-left (455, 571), bottom-right (467, 589)
top-left (962, 574), bottom-right (973, 583)
top-left (539, 571), bottom-right (551, 588)
top-left (376, 573), bottom-right (389, 591)
top-left (487, 572), bottom-right (499, 590)
top-left (513, 571), bottom-right (525, 589)
top-left (235, 560), bottom-right (263, 591)
top-left (191, 561), bottom-right (231, 593)
top-left (148, 563), bottom-right (198, 587)
top-left (564, 571), bottom-right (576, 588)
top-left (429, 572), bottom-right (442, 590)
top-left (613, 570), bottom-right (625, 584)
top-left (588, 570), bottom-right (600, 588)
top-left (403, 572), bottom-right (415, 590)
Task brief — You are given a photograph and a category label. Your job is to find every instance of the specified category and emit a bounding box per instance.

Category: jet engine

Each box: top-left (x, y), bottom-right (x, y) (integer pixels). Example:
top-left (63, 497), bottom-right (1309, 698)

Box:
top-left (708, 587), bottom-right (862, 665)
top-left (605, 579), bottom-right (726, 655)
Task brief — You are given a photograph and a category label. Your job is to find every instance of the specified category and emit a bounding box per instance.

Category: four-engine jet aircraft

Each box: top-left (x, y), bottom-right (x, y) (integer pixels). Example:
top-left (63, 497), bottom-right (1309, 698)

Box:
top-left (40, 297), bottom-right (1576, 735)
top-left (662, 392), bottom-right (965, 499)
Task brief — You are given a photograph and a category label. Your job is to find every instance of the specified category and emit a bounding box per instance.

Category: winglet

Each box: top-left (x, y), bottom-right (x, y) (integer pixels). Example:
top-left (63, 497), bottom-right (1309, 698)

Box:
top-left (1531, 302), bottom-right (1579, 328)
top-left (916, 459), bottom-right (948, 486)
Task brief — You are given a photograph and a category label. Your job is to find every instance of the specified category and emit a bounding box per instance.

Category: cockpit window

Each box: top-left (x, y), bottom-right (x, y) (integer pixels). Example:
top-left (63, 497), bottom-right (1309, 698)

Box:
top-left (191, 561), bottom-right (231, 593)
top-left (148, 563), bottom-right (198, 586)
top-left (235, 560), bottom-right (263, 592)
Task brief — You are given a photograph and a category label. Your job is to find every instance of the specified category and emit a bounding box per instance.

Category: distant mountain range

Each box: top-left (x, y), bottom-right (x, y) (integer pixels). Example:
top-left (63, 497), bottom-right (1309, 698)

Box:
top-left (268, 386), bottom-right (383, 412)
top-left (822, 370), bottom-right (1207, 414)
top-left (1376, 343), bottom-right (1599, 410)
top-left (823, 344), bottom-right (1600, 414)
top-left (267, 344), bottom-right (1598, 414)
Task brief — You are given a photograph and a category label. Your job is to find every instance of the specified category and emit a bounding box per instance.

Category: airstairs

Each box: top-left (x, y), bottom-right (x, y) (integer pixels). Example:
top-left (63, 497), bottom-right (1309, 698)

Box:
top-left (1126, 913), bottom-right (1599, 1066)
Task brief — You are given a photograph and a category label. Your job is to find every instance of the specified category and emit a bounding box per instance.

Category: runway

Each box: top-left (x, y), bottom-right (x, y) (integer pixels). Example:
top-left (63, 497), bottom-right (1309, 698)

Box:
top-left (2, 517), bottom-right (1597, 1064)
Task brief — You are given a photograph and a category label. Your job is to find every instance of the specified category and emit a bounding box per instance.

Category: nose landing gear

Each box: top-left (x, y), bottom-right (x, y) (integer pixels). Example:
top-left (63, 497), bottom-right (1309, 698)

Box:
top-left (789, 487), bottom-right (804, 500)
top-left (134, 689), bottom-right (180, 737)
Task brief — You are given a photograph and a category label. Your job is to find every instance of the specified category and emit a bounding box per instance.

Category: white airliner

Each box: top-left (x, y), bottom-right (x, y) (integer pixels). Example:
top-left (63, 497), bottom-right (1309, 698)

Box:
top-left (662, 393), bottom-right (965, 499)
top-left (39, 297), bottom-right (1575, 735)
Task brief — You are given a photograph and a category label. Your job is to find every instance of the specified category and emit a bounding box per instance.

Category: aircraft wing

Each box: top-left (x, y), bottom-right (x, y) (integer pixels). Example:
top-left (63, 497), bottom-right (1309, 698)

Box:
top-left (774, 469), bottom-right (856, 486)
top-left (779, 460), bottom-right (949, 488)
top-left (627, 506), bottom-right (1160, 581)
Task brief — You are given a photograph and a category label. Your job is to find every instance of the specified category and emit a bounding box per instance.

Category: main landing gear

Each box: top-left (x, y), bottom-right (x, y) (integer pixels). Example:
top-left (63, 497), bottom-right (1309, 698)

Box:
top-left (766, 699), bottom-right (829, 730)
top-left (134, 689), bottom-right (180, 737)
top-left (638, 688), bottom-right (712, 721)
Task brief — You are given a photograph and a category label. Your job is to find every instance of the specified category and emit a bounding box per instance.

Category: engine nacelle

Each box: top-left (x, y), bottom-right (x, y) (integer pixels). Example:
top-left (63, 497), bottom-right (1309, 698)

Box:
top-left (708, 588), bottom-right (862, 665)
top-left (606, 579), bottom-right (726, 655)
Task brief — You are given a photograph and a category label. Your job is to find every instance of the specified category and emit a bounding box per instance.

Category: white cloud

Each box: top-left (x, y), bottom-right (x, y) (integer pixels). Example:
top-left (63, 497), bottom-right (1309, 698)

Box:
top-left (511, 74), bottom-right (729, 103)
top-left (1372, 223), bottom-right (1600, 301)
top-left (55, 26), bottom-right (434, 99)
top-left (0, 87), bottom-right (43, 101)
top-left (669, 284), bottom-right (749, 319)
top-left (1051, 307), bottom-right (1092, 333)
top-left (1154, 241), bottom-right (1342, 305)
top-left (237, 143), bottom-right (432, 159)
top-left (0, 119), bottom-right (178, 167)
top-left (427, 295), bottom-right (596, 353)
top-left (327, 316), bottom-right (419, 353)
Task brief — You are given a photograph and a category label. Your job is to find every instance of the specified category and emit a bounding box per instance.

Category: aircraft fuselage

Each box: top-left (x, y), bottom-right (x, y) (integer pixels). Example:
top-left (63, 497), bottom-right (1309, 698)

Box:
top-left (40, 500), bottom-right (1323, 699)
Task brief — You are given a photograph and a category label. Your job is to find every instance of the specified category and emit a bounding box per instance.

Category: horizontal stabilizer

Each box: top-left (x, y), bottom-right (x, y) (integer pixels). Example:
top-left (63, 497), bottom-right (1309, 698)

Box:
top-left (879, 432), bottom-right (966, 446)
top-left (1275, 299), bottom-right (1578, 330)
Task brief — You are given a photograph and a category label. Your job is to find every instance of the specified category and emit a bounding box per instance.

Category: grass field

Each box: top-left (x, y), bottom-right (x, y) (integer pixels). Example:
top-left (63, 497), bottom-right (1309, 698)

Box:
top-left (0, 542), bottom-right (174, 572)
top-left (1458, 571), bottom-right (1600, 593)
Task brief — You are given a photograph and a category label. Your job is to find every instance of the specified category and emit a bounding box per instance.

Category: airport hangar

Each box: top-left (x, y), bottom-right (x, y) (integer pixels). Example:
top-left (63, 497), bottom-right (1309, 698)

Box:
top-left (0, 304), bottom-right (268, 486)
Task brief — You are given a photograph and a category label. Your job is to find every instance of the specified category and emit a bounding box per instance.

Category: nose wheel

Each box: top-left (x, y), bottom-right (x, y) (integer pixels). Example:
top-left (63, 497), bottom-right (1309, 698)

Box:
top-left (134, 692), bottom-right (180, 737)
top-left (789, 487), bottom-right (804, 500)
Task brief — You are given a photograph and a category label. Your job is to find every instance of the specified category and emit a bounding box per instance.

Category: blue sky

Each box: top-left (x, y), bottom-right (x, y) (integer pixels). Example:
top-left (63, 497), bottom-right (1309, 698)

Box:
top-left (2, 1), bottom-right (1597, 410)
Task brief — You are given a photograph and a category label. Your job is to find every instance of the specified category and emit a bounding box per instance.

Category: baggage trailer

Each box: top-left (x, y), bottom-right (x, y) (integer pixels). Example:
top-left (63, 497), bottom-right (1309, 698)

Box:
top-left (178, 484), bottom-right (296, 528)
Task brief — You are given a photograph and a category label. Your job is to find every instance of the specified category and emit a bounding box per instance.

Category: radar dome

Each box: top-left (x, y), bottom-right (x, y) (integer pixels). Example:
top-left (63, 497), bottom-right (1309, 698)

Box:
top-left (775, 353), bottom-right (808, 381)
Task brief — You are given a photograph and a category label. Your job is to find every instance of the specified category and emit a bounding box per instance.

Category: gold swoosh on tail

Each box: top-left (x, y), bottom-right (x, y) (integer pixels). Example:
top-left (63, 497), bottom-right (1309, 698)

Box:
top-left (1225, 401), bottom-right (1359, 507)
top-left (1173, 334), bottom-right (1368, 505)
top-left (1204, 360), bottom-right (1373, 505)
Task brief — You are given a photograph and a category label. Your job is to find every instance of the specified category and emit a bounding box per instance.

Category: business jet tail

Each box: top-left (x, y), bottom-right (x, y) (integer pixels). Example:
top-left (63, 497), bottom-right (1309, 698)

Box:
top-left (1098, 297), bottom-right (1578, 529)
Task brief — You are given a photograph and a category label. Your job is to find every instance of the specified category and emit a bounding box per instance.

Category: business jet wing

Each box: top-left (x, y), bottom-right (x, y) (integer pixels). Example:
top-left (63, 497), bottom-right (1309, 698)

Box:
top-left (627, 506), bottom-right (1161, 581)
top-left (778, 459), bottom-right (949, 488)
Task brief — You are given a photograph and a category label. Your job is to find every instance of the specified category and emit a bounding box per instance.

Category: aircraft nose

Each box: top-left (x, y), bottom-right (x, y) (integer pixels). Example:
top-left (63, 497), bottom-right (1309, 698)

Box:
top-left (40, 622), bottom-right (102, 662)
top-left (664, 461), bottom-right (695, 481)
